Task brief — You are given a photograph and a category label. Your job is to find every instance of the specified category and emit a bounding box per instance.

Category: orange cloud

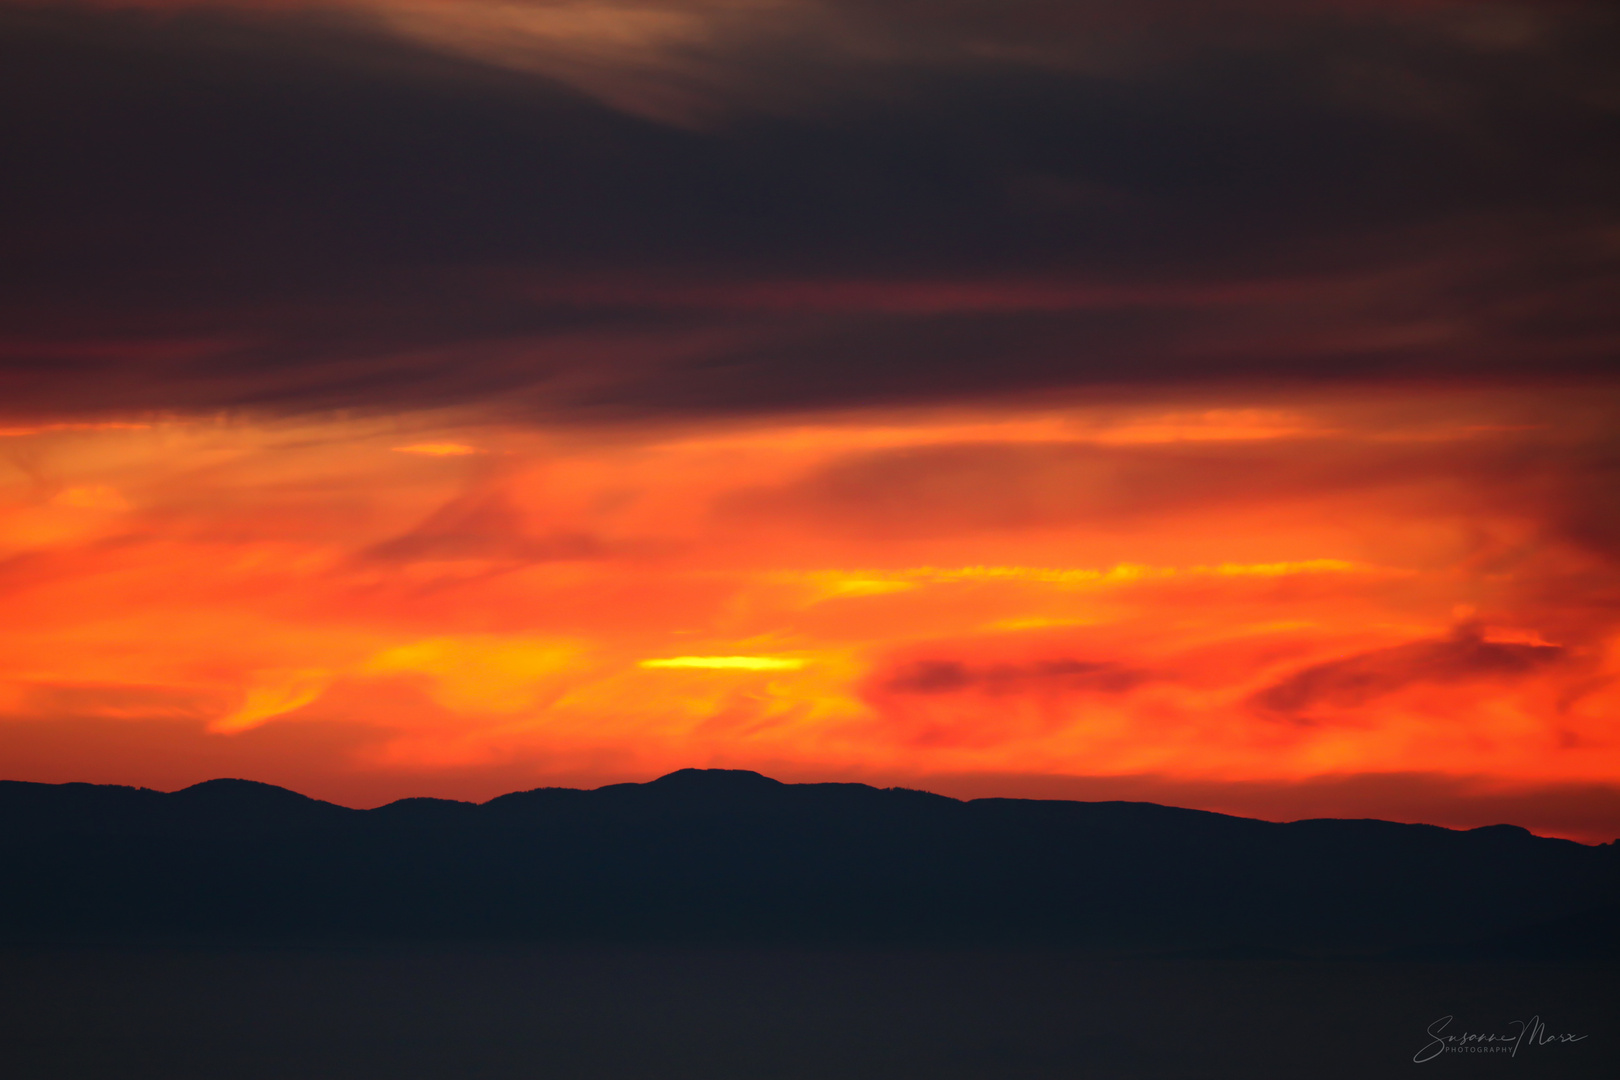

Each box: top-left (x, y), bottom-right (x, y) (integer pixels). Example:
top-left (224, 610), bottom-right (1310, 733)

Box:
top-left (0, 386), bottom-right (1616, 834)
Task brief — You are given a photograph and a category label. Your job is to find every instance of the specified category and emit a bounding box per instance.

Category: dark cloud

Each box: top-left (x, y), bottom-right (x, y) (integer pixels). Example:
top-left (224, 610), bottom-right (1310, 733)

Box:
top-left (0, 0), bottom-right (1616, 420)
top-left (881, 657), bottom-right (1145, 695)
top-left (1252, 624), bottom-right (1567, 718)
top-left (859, 652), bottom-right (1149, 748)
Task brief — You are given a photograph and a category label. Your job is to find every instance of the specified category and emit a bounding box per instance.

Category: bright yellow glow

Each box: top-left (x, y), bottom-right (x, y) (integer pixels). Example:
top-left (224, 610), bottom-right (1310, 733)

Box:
top-left (1205, 559), bottom-right (1359, 577)
top-left (393, 442), bottom-right (481, 456)
top-left (778, 560), bottom-right (1364, 593)
top-left (640, 656), bottom-right (807, 671)
top-left (212, 669), bottom-right (331, 733)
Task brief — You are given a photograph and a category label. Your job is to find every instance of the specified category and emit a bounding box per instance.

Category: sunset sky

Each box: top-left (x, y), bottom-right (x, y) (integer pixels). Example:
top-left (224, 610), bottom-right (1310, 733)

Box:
top-left (3, 0), bottom-right (1618, 839)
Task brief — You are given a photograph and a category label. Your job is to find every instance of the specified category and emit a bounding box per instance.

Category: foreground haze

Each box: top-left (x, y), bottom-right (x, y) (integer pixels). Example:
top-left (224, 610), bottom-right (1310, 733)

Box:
top-left (2, 0), bottom-right (1618, 838)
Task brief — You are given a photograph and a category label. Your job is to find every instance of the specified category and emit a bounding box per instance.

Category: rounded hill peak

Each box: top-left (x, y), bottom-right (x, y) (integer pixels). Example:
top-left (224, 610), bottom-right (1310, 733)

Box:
top-left (647, 769), bottom-right (783, 789)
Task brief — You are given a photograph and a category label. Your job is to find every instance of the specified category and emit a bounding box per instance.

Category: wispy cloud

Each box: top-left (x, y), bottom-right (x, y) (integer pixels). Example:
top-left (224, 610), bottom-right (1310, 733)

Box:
top-left (0, 392), bottom-right (1615, 807)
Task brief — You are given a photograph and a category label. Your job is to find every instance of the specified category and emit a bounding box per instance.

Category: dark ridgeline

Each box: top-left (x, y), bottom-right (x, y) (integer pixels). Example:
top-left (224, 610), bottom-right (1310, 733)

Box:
top-left (0, 769), bottom-right (1614, 955)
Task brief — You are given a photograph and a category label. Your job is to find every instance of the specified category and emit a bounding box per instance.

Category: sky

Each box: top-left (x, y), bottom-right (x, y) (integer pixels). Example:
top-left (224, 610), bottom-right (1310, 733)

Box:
top-left (2, 0), bottom-right (1618, 838)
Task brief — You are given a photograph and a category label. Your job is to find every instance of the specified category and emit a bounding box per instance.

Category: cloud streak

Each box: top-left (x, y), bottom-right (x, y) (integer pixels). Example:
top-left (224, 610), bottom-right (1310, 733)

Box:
top-left (1251, 625), bottom-right (1569, 720)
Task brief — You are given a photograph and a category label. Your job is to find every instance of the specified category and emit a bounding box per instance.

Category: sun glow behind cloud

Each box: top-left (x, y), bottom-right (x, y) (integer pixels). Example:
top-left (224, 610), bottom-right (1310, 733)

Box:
top-left (0, 388), bottom-right (1618, 832)
top-left (392, 442), bottom-right (483, 456)
top-left (641, 656), bottom-right (807, 670)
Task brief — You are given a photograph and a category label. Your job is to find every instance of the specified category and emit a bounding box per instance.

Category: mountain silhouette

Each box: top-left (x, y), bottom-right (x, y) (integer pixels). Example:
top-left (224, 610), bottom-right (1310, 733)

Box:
top-left (2, 770), bottom-right (1615, 955)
